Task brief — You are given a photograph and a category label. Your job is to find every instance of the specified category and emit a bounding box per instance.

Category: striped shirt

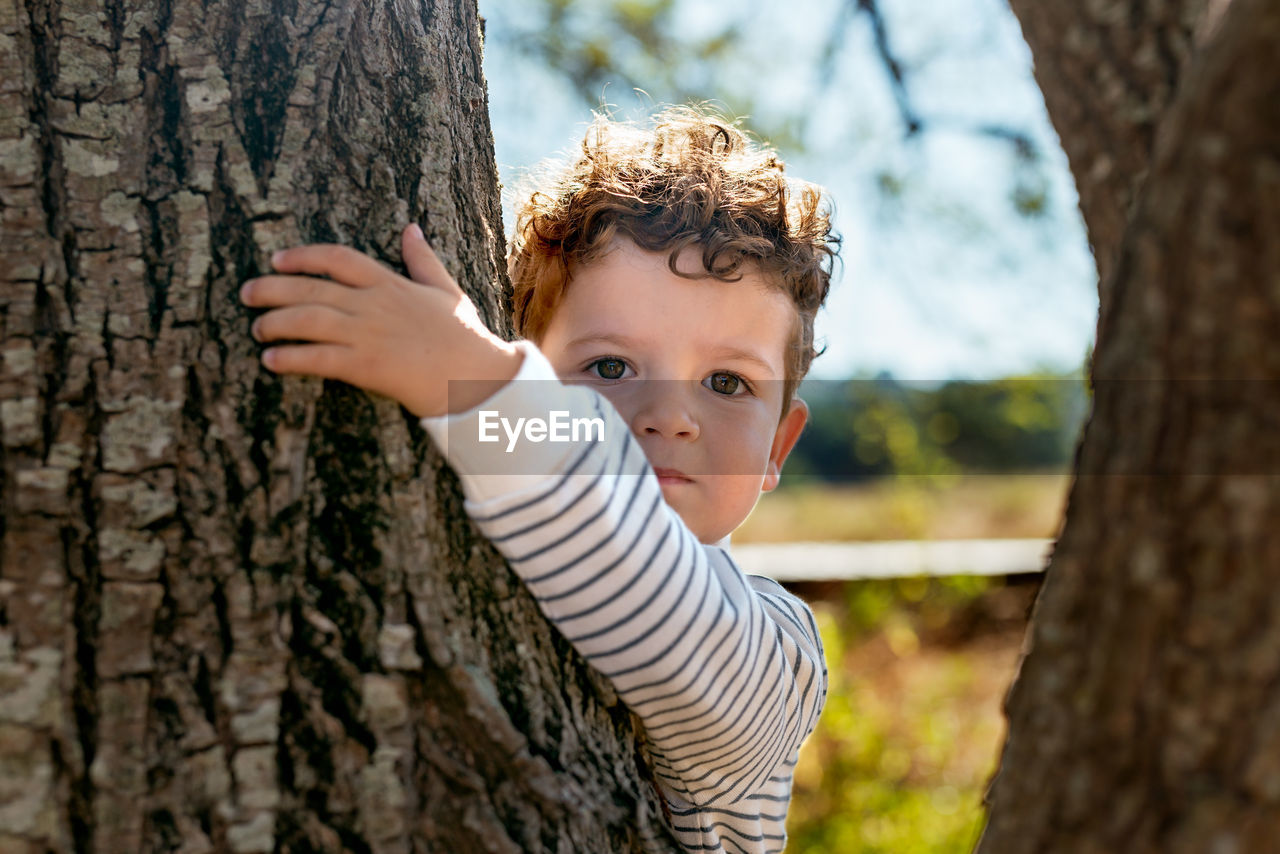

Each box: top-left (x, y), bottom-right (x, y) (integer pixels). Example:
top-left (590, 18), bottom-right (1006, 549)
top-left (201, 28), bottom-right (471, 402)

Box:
top-left (423, 341), bottom-right (828, 853)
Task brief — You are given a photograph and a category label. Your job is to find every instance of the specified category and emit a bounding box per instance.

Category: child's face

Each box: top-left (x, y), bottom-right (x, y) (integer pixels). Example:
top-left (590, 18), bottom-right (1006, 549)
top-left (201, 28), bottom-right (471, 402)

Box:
top-left (537, 238), bottom-right (808, 544)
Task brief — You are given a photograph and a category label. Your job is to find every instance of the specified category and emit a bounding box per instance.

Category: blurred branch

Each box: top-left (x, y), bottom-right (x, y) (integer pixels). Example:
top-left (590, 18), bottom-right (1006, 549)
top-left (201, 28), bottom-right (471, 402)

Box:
top-left (855, 0), bottom-right (922, 135)
top-left (812, 0), bottom-right (1041, 164)
top-left (493, 0), bottom-right (1051, 218)
top-left (814, 0), bottom-right (857, 101)
top-left (933, 118), bottom-right (1039, 157)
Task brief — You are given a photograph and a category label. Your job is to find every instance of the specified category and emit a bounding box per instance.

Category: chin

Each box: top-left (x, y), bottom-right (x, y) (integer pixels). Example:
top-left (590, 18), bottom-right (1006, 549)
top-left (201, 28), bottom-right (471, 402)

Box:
top-left (692, 524), bottom-right (731, 546)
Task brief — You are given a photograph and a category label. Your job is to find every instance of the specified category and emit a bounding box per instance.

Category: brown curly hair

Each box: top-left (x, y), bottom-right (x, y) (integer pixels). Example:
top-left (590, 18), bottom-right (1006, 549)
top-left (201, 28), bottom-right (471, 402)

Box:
top-left (508, 105), bottom-right (840, 414)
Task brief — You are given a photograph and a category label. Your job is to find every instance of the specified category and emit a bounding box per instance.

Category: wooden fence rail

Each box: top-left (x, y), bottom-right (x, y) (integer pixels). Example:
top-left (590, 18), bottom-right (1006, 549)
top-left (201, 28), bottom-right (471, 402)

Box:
top-left (734, 538), bottom-right (1054, 582)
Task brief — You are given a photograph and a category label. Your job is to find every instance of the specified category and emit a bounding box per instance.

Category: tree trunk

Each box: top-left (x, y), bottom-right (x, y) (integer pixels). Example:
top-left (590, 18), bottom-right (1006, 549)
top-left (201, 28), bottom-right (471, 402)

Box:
top-left (979, 0), bottom-right (1280, 850)
top-left (1007, 0), bottom-right (1204, 327)
top-left (0, 0), bottom-right (674, 851)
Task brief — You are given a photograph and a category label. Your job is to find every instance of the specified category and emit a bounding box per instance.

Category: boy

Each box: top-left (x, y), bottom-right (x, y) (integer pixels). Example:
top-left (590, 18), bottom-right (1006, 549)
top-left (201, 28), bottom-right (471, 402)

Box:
top-left (240, 107), bottom-right (837, 853)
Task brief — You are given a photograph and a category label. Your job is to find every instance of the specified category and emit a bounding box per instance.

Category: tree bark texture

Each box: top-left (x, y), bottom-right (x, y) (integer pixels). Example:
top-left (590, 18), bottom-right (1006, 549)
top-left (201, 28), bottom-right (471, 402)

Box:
top-left (0, 0), bottom-right (674, 851)
top-left (1007, 0), bottom-right (1204, 328)
top-left (978, 0), bottom-right (1280, 850)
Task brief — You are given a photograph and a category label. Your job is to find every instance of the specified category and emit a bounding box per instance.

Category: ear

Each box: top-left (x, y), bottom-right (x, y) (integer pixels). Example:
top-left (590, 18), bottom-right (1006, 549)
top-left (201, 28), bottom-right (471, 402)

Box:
top-left (762, 397), bottom-right (808, 493)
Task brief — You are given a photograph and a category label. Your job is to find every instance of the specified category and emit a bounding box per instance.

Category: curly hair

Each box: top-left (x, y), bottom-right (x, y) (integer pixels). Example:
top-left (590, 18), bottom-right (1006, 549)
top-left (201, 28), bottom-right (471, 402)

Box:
top-left (508, 105), bottom-right (840, 413)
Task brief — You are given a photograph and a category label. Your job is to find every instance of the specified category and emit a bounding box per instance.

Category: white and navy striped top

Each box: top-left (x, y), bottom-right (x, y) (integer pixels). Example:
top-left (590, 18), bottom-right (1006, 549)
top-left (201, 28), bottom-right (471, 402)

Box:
top-left (423, 341), bottom-right (828, 853)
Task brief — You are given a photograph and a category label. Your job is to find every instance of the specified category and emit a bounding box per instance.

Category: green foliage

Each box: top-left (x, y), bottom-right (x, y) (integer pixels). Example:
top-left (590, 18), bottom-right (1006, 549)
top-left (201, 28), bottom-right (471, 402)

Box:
top-left (789, 372), bottom-right (1089, 482)
top-left (788, 578), bottom-right (1019, 852)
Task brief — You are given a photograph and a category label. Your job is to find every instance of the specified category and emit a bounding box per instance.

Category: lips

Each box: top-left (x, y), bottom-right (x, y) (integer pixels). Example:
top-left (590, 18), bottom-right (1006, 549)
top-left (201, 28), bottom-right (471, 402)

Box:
top-left (652, 467), bottom-right (693, 483)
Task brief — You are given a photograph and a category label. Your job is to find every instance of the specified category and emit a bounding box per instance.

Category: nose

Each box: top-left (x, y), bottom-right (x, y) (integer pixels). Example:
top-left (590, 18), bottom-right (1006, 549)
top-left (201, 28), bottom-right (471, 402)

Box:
top-left (630, 381), bottom-right (700, 441)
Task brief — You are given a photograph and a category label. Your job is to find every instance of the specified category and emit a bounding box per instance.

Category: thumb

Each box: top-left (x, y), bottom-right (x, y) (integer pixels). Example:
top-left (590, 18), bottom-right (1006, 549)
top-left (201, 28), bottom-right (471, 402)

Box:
top-left (402, 223), bottom-right (463, 295)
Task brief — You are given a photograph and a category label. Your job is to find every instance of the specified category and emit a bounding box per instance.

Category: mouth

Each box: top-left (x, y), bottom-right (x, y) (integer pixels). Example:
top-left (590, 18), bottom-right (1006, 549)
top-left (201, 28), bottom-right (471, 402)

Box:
top-left (652, 467), bottom-right (693, 485)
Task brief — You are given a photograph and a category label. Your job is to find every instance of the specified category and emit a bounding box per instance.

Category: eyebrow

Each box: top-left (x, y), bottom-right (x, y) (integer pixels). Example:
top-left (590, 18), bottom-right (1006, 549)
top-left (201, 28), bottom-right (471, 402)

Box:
top-left (707, 346), bottom-right (778, 378)
top-left (564, 332), bottom-right (639, 352)
top-left (564, 333), bottom-right (779, 378)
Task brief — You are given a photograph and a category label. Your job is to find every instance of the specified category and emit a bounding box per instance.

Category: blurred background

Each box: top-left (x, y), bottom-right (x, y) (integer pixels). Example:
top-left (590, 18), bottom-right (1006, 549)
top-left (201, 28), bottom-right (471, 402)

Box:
top-left (476, 0), bottom-right (1095, 848)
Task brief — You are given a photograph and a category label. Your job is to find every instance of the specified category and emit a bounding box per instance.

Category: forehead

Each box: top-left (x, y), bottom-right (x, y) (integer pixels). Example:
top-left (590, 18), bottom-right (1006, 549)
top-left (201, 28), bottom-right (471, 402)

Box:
top-left (555, 240), bottom-right (797, 364)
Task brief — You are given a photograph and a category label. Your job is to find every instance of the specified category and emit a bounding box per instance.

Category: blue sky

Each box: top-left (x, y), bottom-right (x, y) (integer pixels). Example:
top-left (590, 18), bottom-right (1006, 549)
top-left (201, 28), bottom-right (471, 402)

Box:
top-left (476, 0), bottom-right (1099, 381)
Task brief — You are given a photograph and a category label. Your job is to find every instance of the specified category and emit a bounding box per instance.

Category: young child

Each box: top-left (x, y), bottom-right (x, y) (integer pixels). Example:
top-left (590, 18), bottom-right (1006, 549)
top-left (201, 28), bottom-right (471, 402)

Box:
top-left (240, 107), bottom-right (837, 853)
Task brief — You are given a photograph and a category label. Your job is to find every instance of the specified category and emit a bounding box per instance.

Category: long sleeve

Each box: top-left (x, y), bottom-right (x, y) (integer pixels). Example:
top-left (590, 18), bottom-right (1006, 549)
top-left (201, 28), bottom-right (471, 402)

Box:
top-left (422, 340), bottom-right (827, 854)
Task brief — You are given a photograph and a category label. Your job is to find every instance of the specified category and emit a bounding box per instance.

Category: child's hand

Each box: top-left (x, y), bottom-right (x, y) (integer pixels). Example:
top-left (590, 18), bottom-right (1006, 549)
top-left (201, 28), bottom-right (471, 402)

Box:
top-left (240, 224), bottom-right (521, 417)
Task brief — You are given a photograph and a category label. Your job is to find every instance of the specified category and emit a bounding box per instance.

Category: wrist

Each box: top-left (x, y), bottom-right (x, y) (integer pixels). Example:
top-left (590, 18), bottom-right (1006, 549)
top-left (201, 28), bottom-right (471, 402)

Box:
top-left (433, 338), bottom-right (523, 417)
top-left (419, 341), bottom-right (587, 500)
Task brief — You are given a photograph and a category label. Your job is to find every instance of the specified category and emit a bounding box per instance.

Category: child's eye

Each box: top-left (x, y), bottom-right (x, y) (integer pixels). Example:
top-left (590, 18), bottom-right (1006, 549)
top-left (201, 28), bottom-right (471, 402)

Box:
top-left (704, 372), bottom-right (750, 396)
top-left (590, 358), bottom-right (628, 380)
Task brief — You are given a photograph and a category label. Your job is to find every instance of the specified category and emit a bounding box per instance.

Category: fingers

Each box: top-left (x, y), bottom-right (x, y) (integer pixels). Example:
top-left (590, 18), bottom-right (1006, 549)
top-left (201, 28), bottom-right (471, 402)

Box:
top-left (260, 343), bottom-right (353, 379)
top-left (402, 223), bottom-right (464, 296)
top-left (251, 304), bottom-right (352, 346)
top-left (270, 243), bottom-right (391, 287)
top-left (240, 275), bottom-right (358, 310)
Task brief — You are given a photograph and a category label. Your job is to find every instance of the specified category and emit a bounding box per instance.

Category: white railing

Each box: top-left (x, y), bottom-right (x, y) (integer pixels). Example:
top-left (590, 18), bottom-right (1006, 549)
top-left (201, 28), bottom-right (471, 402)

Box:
top-left (732, 538), bottom-right (1054, 582)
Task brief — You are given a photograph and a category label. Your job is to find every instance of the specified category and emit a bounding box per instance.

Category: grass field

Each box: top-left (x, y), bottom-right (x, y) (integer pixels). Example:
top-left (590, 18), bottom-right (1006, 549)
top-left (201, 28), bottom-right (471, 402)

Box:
top-left (743, 477), bottom-right (1061, 851)
top-left (786, 575), bottom-right (1037, 852)
top-left (737, 474), bottom-right (1072, 544)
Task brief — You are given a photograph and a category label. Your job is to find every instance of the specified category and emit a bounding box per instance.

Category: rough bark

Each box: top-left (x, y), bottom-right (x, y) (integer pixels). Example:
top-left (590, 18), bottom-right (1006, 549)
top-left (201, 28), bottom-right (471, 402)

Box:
top-left (0, 0), bottom-right (674, 851)
top-left (1007, 0), bottom-right (1204, 327)
top-left (978, 0), bottom-right (1280, 850)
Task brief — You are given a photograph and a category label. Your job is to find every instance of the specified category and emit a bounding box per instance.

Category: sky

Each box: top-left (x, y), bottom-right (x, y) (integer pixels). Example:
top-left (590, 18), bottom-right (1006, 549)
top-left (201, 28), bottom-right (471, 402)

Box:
top-left (476, 0), bottom-right (1099, 381)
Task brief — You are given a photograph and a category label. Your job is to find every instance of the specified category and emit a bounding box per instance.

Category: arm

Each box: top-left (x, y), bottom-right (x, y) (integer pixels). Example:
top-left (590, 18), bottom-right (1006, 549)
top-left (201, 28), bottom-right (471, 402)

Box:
top-left (422, 343), bottom-right (827, 808)
top-left (241, 227), bottom-right (827, 808)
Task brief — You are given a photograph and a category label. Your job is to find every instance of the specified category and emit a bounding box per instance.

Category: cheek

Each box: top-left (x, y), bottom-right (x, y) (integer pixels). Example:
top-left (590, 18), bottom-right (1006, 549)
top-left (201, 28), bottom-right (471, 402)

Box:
top-left (704, 412), bottom-right (778, 465)
top-left (702, 475), bottom-right (770, 531)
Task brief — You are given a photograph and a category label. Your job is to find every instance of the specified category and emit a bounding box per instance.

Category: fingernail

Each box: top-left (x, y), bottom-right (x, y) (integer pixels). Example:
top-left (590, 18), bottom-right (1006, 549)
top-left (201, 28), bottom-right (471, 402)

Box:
top-left (410, 223), bottom-right (424, 240)
top-left (262, 348), bottom-right (276, 369)
top-left (239, 280), bottom-right (254, 302)
top-left (250, 318), bottom-right (261, 340)
top-left (271, 250), bottom-right (284, 267)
